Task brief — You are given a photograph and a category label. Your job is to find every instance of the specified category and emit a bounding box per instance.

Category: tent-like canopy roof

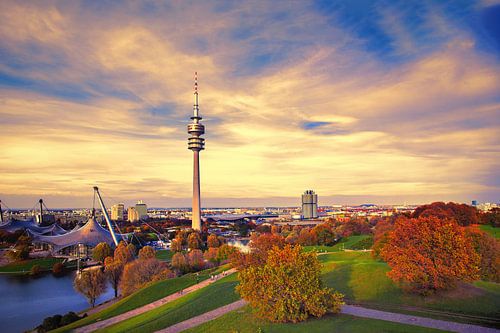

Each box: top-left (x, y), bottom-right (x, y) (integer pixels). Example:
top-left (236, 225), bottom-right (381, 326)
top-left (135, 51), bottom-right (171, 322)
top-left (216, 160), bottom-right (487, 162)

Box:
top-left (0, 219), bottom-right (67, 235)
top-left (29, 217), bottom-right (127, 252)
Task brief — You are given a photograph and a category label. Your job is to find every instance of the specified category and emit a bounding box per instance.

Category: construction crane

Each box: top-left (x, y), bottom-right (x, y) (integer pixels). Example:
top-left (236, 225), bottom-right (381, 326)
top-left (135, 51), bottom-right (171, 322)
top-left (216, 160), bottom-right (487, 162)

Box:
top-left (93, 186), bottom-right (119, 246)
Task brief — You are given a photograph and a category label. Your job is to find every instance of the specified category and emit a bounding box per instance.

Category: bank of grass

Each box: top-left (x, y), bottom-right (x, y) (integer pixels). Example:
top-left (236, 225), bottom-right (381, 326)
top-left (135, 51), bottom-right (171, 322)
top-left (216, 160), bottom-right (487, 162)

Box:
top-left (183, 305), bottom-right (446, 333)
top-left (320, 252), bottom-right (500, 322)
top-left (98, 273), bottom-right (240, 333)
top-left (0, 257), bottom-right (64, 273)
top-left (303, 234), bottom-right (371, 253)
top-left (51, 265), bottom-right (229, 333)
top-left (479, 225), bottom-right (500, 239)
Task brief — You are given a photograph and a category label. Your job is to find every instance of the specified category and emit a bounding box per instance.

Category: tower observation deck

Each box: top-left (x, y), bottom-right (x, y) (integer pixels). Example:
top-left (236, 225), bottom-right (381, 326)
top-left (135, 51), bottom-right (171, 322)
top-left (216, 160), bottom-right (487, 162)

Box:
top-left (188, 72), bottom-right (205, 230)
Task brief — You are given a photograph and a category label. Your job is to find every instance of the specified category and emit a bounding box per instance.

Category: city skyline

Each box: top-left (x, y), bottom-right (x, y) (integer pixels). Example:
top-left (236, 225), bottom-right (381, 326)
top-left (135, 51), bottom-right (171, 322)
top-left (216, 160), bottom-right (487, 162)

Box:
top-left (1, 1), bottom-right (499, 208)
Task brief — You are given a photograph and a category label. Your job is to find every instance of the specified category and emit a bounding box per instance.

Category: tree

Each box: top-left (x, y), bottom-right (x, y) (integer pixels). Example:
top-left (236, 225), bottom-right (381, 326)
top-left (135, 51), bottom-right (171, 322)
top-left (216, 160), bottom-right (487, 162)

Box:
top-left (188, 232), bottom-right (202, 250)
top-left (297, 227), bottom-right (315, 246)
top-left (412, 202), bottom-right (479, 226)
top-left (466, 229), bottom-right (500, 282)
top-left (204, 247), bottom-right (219, 265)
top-left (92, 242), bottom-right (113, 263)
top-left (312, 223), bottom-right (338, 245)
top-left (237, 245), bottom-right (344, 322)
top-left (207, 234), bottom-right (219, 248)
top-left (171, 252), bottom-right (189, 274)
top-left (52, 262), bottom-right (64, 276)
top-left (138, 246), bottom-right (156, 260)
top-left (381, 216), bottom-right (480, 294)
top-left (170, 238), bottom-right (183, 252)
top-left (187, 249), bottom-right (205, 271)
top-left (481, 208), bottom-right (500, 227)
top-left (114, 241), bottom-right (135, 265)
top-left (74, 268), bottom-right (107, 307)
top-left (30, 264), bottom-right (42, 276)
top-left (217, 244), bottom-right (238, 262)
top-left (7, 234), bottom-right (31, 261)
top-left (120, 258), bottom-right (168, 296)
top-left (104, 256), bottom-right (123, 298)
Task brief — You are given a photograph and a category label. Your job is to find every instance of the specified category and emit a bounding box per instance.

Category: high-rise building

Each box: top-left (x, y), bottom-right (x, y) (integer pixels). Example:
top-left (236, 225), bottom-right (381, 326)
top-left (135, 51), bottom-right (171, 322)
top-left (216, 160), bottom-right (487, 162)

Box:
top-left (187, 72), bottom-right (205, 231)
top-left (111, 203), bottom-right (124, 221)
top-left (128, 207), bottom-right (139, 222)
top-left (135, 201), bottom-right (148, 219)
top-left (302, 190), bottom-right (318, 219)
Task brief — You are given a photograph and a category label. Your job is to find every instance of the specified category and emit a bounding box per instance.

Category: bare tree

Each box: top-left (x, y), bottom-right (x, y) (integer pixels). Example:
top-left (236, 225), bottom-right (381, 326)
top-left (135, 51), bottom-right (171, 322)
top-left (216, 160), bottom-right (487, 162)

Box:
top-left (74, 268), bottom-right (107, 307)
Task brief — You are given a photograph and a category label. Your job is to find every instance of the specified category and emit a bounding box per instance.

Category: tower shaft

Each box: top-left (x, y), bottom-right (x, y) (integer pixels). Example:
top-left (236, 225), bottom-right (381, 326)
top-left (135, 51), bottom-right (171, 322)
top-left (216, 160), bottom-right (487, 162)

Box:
top-left (192, 150), bottom-right (201, 230)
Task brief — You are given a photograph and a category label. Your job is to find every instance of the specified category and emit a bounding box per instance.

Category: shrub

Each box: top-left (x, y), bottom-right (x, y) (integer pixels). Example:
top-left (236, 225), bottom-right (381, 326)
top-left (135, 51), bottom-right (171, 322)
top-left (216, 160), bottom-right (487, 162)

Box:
top-left (30, 264), bottom-right (42, 276)
top-left (52, 262), bottom-right (64, 276)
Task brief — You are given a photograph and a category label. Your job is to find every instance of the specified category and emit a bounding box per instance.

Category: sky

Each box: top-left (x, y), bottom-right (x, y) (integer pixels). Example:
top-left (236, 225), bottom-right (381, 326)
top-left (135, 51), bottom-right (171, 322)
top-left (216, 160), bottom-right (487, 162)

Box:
top-left (0, 0), bottom-right (499, 209)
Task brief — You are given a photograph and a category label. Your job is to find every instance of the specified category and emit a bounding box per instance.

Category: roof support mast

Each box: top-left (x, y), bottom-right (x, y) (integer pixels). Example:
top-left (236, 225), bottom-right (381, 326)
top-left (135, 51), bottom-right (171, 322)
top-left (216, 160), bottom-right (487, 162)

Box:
top-left (0, 200), bottom-right (4, 224)
top-left (93, 186), bottom-right (119, 246)
top-left (38, 199), bottom-right (44, 225)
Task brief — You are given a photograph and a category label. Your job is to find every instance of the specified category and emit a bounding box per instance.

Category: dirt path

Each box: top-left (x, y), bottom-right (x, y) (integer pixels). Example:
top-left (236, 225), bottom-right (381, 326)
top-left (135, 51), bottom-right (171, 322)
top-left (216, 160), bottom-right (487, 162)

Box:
top-left (74, 268), bottom-right (237, 333)
top-left (153, 300), bottom-right (500, 333)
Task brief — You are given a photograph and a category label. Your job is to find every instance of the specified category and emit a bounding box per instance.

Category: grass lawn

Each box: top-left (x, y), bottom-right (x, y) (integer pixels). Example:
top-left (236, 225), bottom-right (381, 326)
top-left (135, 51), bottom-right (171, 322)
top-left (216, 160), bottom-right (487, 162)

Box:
top-left (0, 257), bottom-right (64, 273)
top-left (51, 265), bottom-right (230, 333)
top-left (183, 305), bottom-right (446, 333)
top-left (479, 225), bottom-right (500, 239)
top-left (303, 235), bottom-right (371, 253)
top-left (99, 273), bottom-right (240, 333)
top-left (155, 249), bottom-right (175, 261)
top-left (320, 252), bottom-right (500, 322)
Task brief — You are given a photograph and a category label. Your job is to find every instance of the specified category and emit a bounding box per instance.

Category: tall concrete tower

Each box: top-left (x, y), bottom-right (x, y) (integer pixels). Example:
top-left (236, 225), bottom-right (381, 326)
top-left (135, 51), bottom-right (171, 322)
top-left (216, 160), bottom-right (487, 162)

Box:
top-left (187, 72), bottom-right (205, 231)
top-left (302, 190), bottom-right (318, 219)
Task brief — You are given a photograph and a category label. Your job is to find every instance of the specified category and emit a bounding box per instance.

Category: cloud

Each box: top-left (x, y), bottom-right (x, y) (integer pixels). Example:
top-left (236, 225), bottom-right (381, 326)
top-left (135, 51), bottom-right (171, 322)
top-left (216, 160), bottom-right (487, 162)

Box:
top-left (0, 0), bottom-right (498, 207)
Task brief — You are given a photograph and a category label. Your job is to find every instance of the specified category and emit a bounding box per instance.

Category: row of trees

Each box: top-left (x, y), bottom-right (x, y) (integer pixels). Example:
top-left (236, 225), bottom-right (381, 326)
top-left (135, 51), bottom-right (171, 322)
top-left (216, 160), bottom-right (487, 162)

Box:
top-left (373, 202), bottom-right (499, 295)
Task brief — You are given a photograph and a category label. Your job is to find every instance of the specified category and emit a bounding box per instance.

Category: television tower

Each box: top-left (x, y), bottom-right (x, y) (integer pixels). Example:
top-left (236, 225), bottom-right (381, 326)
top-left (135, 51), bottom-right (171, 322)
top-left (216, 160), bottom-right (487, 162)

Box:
top-left (187, 72), bottom-right (205, 230)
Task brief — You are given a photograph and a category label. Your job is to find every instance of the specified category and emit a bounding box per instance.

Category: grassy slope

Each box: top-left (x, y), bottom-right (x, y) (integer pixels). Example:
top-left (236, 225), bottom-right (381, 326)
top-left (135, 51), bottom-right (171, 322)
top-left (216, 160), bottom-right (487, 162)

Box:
top-left (479, 225), bottom-right (500, 239)
top-left (99, 273), bottom-right (240, 333)
top-left (0, 257), bottom-right (64, 273)
top-left (51, 265), bottom-right (229, 333)
top-left (320, 252), bottom-right (500, 319)
top-left (155, 249), bottom-right (174, 261)
top-left (303, 235), bottom-right (371, 253)
top-left (183, 305), bottom-right (446, 333)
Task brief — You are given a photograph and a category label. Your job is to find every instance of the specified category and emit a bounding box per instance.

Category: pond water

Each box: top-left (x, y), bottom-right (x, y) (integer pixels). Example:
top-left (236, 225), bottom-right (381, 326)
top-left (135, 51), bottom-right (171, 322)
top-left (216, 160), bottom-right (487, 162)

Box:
top-left (0, 271), bottom-right (114, 333)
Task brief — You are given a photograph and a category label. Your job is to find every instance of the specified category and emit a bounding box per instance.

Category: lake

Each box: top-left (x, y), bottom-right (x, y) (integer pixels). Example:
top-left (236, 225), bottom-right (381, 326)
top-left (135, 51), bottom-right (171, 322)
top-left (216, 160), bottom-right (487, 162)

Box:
top-left (0, 271), bottom-right (114, 333)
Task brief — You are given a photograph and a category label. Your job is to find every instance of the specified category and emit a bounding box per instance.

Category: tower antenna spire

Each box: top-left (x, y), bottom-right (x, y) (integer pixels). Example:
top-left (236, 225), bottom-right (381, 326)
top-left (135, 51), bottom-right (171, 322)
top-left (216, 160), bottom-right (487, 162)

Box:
top-left (193, 72), bottom-right (199, 118)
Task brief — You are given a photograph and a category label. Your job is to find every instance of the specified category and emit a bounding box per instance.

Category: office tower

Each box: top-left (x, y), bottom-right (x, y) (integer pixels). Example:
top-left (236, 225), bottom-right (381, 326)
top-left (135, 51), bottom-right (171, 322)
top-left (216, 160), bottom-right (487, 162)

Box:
top-left (111, 203), bottom-right (124, 221)
top-left (135, 200), bottom-right (148, 219)
top-left (302, 190), bottom-right (318, 219)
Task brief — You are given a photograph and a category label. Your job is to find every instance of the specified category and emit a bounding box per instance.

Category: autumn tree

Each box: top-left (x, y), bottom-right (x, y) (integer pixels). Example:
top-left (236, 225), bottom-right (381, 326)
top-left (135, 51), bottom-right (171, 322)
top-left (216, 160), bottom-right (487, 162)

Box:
top-left (217, 244), bottom-right (238, 263)
top-left (104, 256), bottom-right (123, 298)
top-left (74, 268), bottom-right (107, 307)
top-left (170, 238), bottom-right (183, 252)
top-left (381, 216), bottom-right (480, 294)
top-left (207, 234), bottom-right (219, 248)
top-left (412, 202), bottom-right (479, 226)
top-left (120, 258), bottom-right (169, 296)
top-left (297, 227), bottom-right (315, 246)
top-left (92, 242), bottom-right (113, 263)
top-left (312, 224), bottom-right (337, 245)
top-left (138, 246), bottom-right (156, 260)
top-left (187, 249), bottom-right (205, 271)
top-left (171, 252), bottom-right (189, 274)
top-left (204, 247), bottom-right (219, 265)
top-left (237, 245), bottom-right (344, 322)
top-left (466, 229), bottom-right (500, 282)
top-left (188, 232), bottom-right (202, 250)
top-left (114, 241), bottom-right (134, 265)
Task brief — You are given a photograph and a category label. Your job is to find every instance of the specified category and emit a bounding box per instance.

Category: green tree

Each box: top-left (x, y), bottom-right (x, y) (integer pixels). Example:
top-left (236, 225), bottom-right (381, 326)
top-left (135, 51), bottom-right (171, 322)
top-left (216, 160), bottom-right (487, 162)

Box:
top-left (92, 242), bottom-right (113, 263)
top-left (237, 245), bottom-right (344, 322)
top-left (74, 268), bottom-right (107, 307)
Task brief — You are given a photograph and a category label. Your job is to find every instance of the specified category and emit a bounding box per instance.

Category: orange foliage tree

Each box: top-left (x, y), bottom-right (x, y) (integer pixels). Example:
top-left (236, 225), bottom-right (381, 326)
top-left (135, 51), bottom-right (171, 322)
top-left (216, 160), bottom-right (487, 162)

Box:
top-left (237, 245), bottom-right (344, 322)
top-left (466, 229), bottom-right (500, 282)
top-left (381, 216), bottom-right (480, 294)
top-left (412, 202), bottom-right (479, 226)
top-left (120, 258), bottom-right (170, 296)
top-left (232, 233), bottom-right (286, 269)
top-left (207, 234), bottom-right (219, 248)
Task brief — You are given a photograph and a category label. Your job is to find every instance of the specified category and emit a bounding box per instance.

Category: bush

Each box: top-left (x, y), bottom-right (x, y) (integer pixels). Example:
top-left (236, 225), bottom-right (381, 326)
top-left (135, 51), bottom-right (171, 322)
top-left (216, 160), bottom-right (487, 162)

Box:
top-left (30, 264), bottom-right (42, 276)
top-left (52, 262), bottom-right (64, 276)
top-left (350, 236), bottom-right (374, 250)
top-left (36, 312), bottom-right (84, 332)
top-left (60, 311), bottom-right (81, 326)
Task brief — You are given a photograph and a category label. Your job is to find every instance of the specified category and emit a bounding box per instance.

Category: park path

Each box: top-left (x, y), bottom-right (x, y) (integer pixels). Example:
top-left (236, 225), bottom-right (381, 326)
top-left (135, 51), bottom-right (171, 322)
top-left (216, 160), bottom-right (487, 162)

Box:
top-left (74, 268), bottom-right (236, 333)
top-left (153, 300), bottom-right (500, 333)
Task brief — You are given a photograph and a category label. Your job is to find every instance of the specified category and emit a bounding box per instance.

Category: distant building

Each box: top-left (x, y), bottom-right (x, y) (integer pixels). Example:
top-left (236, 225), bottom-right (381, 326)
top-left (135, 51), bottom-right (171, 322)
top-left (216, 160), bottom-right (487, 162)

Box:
top-left (135, 201), bottom-right (148, 219)
top-left (111, 203), bottom-right (124, 221)
top-left (302, 190), bottom-right (318, 219)
top-left (128, 207), bottom-right (139, 222)
top-left (471, 200), bottom-right (478, 207)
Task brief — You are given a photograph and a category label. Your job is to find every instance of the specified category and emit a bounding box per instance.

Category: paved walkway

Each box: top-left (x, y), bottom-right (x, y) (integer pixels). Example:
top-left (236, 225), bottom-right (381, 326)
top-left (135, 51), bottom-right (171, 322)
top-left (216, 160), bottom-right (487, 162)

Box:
top-left (74, 268), bottom-right (236, 333)
top-left (153, 300), bottom-right (500, 333)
